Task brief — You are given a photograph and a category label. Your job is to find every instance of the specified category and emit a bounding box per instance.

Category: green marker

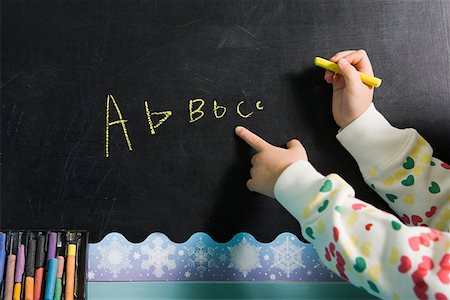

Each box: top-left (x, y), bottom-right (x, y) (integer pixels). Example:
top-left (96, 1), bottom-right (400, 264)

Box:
top-left (53, 256), bottom-right (64, 300)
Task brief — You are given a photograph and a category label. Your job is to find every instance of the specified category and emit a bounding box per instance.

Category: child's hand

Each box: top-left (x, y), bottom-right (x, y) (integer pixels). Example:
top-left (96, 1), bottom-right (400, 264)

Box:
top-left (324, 50), bottom-right (374, 128)
top-left (235, 126), bottom-right (308, 198)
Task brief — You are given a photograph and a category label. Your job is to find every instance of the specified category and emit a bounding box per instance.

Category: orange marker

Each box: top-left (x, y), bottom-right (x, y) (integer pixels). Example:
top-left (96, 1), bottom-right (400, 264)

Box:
top-left (64, 244), bottom-right (76, 300)
top-left (33, 235), bottom-right (46, 300)
top-left (25, 237), bottom-right (37, 300)
top-left (25, 277), bottom-right (34, 300)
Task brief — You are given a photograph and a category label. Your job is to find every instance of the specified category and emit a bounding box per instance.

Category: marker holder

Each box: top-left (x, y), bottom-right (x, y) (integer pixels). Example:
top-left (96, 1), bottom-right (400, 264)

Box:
top-left (0, 230), bottom-right (89, 300)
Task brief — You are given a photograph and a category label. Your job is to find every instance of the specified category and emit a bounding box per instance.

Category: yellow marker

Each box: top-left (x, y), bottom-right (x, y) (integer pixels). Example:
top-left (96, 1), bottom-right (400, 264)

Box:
top-left (13, 283), bottom-right (21, 300)
top-left (65, 244), bottom-right (76, 300)
top-left (314, 57), bottom-right (382, 88)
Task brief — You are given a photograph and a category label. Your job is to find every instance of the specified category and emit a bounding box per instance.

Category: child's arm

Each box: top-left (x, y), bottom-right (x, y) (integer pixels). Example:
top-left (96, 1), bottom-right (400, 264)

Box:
top-left (325, 50), bottom-right (449, 230)
top-left (274, 162), bottom-right (449, 300)
top-left (336, 104), bottom-right (449, 231)
top-left (235, 126), bottom-right (450, 299)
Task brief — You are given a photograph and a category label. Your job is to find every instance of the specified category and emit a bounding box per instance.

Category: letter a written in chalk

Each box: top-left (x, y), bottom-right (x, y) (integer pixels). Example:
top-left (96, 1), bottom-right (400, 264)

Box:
top-left (105, 94), bottom-right (133, 158)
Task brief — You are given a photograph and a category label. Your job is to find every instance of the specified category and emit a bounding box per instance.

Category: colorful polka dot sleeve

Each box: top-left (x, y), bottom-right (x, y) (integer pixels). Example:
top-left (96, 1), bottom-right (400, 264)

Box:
top-left (274, 105), bottom-right (449, 299)
top-left (337, 104), bottom-right (449, 232)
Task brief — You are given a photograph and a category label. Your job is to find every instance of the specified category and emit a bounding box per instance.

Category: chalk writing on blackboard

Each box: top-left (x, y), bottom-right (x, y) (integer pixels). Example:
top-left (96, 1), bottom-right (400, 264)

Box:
top-left (105, 94), bottom-right (265, 158)
top-left (144, 100), bottom-right (173, 135)
top-left (105, 94), bottom-right (133, 158)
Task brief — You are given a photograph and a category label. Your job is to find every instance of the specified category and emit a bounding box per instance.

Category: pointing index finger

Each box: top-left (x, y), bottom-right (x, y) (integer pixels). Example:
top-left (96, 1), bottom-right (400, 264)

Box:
top-left (235, 126), bottom-right (270, 151)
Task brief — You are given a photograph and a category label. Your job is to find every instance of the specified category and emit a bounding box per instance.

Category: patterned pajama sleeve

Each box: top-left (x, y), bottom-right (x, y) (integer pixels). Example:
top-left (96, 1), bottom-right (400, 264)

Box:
top-left (274, 104), bottom-right (449, 299)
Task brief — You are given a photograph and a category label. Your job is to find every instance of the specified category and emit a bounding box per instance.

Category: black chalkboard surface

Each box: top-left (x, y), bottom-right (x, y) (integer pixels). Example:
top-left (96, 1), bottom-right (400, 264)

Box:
top-left (2, 0), bottom-right (450, 243)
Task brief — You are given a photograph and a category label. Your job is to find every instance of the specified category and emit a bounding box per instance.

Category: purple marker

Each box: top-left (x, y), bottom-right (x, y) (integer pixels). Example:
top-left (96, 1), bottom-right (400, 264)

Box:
top-left (47, 232), bottom-right (57, 265)
top-left (14, 244), bottom-right (24, 283)
top-left (13, 244), bottom-right (25, 299)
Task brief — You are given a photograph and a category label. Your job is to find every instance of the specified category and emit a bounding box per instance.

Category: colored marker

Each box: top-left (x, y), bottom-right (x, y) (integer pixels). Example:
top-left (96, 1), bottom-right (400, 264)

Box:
top-left (13, 244), bottom-right (25, 300)
top-left (53, 256), bottom-right (64, 300)
top-left (43, 232), bottom-right (57, 300)
top-left (314, 56), bottom-right (382, 88)
top-left (4, 233), bottom-right (17, 300)
top-left (34, 234), bottom-right (46, 300)
top-left (25, 236), bottom-right (37, 300)
top-left (65, 244), bottom-right (76, 300)
top-left (73, 233), bottom-right (82, 297)
top-left (43, 258), bottom-right (57, 300)
top-left (0, 233), bottom-right (6, 284)
top-left (0, 233), bottom-right (6, 299)
top-left (53, 233), bottom-right (64, 300)
top-left (46, 232), bottom-right (57, 267)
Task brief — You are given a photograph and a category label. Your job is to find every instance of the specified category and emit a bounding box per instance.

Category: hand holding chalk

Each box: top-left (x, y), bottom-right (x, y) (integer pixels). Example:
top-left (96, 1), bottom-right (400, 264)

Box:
top-left (315, 57), bottom-right (382, 88)
top-left (235, 126), bottom-right (307, 199)
top-left (318, 50), bottom-right (375, 128)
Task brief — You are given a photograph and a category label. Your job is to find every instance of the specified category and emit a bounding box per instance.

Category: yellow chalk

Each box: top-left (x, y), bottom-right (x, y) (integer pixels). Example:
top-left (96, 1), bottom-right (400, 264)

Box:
top-left (314, 57), bottom-right (382, 88)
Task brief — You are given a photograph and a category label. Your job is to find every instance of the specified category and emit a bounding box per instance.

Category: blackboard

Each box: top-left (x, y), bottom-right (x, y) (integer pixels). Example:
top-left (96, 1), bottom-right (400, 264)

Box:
top-left (2, 0), bottom-right (450, 243)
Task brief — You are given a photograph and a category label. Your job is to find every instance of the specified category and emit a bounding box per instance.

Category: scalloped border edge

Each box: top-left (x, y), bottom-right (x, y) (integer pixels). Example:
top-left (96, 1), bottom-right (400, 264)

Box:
top-left (91, 231), bottom-right (308, 245)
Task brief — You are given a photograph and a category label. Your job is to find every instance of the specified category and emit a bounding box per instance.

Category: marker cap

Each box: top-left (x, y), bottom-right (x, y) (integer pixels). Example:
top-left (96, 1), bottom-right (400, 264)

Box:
top-left (68, 244), bottom-right (76, 257)
top-left (0, 233), bottom-right (6, 283)
top-left (47, 232), bottom-right (57, 261)
top-left (35, 235), bottom-right (46, 268)
top-left (0, 233), bottom-right (5, 248)
top-left (56, 256), bottom-right (65, 278)
top-left (14, 245), bottom-right (25, 282)
top-left (25, 238), bottom-right (36, 277)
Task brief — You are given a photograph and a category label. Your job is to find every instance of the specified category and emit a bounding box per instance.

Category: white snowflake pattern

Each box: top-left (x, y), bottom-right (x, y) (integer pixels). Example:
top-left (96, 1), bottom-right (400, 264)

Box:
top-left (88, 271), bottom-right (95, 280)
top-left (186, 237), bottom-right (216, 277)
top-left (133, 252), bottom-right (141, 260)
top-left (263, 254), bottom-right (270, 261)
top-left (218, 253), bottom-right (227, 263)
top-left (270, 237), bottom-right (305, 278)
top-left (228, 237), bottom-right (262, 278)
top-left (140, 236), bottom-right (176, 278)
top-left (184, 271), bottom-right (191, 278)
top-left (178, 250), bottom-right (185, 256)
top-left (269, 274), bottom-right (276, 280)
top-left (97, 236), bottom-right (133, 278)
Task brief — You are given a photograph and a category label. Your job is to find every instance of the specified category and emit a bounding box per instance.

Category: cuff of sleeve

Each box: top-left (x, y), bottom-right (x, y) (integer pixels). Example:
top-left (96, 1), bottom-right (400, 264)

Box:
top-left (274, 160), bottom-right (325, 224)
top-left (336, 103), bottom-right (414, 176)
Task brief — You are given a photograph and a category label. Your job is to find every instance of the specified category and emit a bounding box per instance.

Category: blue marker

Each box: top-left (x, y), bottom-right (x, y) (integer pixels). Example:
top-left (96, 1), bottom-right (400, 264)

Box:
top-left (0, 233), bottom-right (6, 284)
top-left (44, 258), bottom-right (58, 300)
top-left (0, 233), bottom-right (5, 300)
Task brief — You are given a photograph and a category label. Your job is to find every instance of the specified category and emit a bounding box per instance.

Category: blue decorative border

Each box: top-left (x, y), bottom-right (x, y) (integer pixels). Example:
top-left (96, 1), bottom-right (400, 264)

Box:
top-left (88, 232), bottom-right (339, 282)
